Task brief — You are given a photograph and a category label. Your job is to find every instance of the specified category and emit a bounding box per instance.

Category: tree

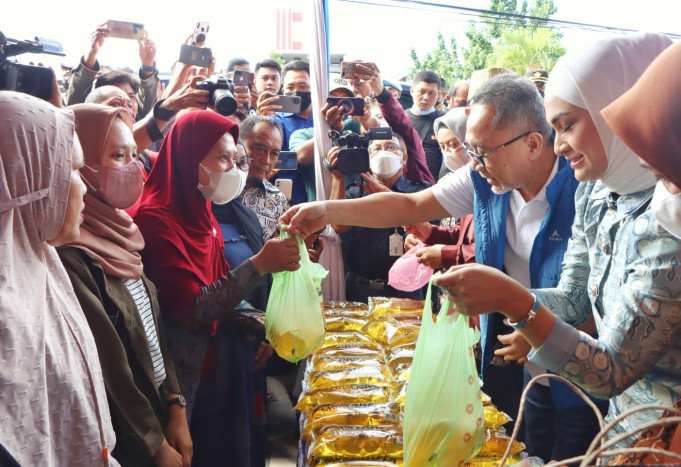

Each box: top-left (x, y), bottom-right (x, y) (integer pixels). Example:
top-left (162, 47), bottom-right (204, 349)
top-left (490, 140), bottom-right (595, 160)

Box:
top-left (489, 27), bottom-right (565, 73)
top-left (410, 0), bottom-right (563, 79)
top-left (410, 31), bottom-right (464, 84)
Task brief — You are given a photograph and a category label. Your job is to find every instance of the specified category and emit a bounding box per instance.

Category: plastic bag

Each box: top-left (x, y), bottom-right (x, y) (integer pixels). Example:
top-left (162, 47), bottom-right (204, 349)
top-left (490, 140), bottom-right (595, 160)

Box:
top-left (388, 241), bottom-right (434, 292)
top-left (265, 227), bottom-right (328, 363)
top-left (403, 273), bottom-right (484, 466)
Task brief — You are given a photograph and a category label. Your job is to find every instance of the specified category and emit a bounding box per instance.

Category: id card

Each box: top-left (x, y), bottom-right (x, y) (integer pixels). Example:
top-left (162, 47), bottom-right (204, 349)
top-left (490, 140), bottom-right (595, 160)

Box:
top-left (389, 232), bottom-right (404, 256)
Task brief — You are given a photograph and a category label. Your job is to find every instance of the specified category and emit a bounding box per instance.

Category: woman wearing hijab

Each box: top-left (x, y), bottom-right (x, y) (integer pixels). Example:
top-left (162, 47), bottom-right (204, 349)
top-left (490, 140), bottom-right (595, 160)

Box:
top-left (0, 92), bottom-right (117, 466)
top-left (404, 107), bottom-right (475, 270)
top-left (435, 107), bottom-right (470, 178)
top-left (431, 32), bottom-right (680, 441)
top-left (132, 110), bottom-right (299, 466)
top-left (602, 40), bottom-right (681, 241)
top-left (58, 104), bottom-right (192, 466)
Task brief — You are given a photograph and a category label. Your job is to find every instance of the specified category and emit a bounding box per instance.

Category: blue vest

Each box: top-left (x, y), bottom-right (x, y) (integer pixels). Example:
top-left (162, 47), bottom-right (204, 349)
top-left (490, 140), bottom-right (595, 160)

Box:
top-left (471, 158), bottom-right (589, 409)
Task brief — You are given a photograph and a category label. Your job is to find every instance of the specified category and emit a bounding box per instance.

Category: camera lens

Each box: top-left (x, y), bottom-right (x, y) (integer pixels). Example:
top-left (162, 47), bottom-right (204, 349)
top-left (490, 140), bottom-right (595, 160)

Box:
top-left (212, 88), bottom-right (238, 116)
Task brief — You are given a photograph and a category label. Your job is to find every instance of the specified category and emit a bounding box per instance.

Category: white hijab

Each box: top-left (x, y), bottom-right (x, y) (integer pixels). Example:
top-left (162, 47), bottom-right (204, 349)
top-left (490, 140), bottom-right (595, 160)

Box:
top-left (545, 32), bottom-right (671, 195)
top-left (0, 92), bottom-right (118, 466)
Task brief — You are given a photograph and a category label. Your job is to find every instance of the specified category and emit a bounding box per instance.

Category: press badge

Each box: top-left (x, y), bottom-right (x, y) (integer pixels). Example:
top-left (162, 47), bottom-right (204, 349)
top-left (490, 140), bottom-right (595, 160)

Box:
top-left (389, 230), bottom-right (404, 256)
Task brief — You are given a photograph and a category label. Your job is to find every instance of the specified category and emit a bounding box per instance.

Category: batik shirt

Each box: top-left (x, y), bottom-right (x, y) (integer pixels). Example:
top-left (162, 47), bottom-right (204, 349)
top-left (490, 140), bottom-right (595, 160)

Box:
top-left (530, 181), bottom-right (681, 441)
top-left (238, 179), bottom-right (289, 241)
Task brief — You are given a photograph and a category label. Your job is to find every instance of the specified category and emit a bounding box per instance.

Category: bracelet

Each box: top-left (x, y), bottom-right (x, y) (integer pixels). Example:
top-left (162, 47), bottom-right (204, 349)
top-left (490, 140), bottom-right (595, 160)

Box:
top-left (140, 61), bottom-right (156, 72)
top-left (507, 293), bottom-right (540, 330)
top-left (152, 99), bottom-right (177, 121)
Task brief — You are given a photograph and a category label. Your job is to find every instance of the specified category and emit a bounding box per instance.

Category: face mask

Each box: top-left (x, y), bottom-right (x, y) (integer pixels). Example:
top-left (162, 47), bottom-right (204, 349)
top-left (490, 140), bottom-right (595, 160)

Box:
top-left (370, 150), bottom-right (403, 179)
top-left (651, 180), bottom-right (681, 240)
top-left (443, 148), bottom-right (470, 172)
top-left (414, 106), bottom-right (436, 115)
top-left (85, 160), bottom-right (144, 209)
top-left (285, 91), bottom-right (312, 112)
top-left (197, 164), bottom-right (247, 205)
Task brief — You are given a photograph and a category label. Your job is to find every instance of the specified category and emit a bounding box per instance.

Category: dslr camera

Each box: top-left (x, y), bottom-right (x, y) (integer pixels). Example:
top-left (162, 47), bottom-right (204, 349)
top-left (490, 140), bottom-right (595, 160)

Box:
top-left (0, 31), bottom-right (65, 101)
top-left (196, 75), bottom-right (238, 116)
top-left (328, 127), bottom-right (393, 175)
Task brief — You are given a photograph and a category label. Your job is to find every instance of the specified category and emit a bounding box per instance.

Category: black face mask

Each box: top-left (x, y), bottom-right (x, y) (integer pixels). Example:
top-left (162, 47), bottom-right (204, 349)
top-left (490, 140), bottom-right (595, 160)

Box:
top-left (285, 90), bottom-right (312, 112)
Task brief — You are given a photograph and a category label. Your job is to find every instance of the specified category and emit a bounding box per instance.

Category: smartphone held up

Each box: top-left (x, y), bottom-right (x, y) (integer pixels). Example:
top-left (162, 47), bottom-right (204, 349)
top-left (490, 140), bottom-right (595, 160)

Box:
top-left (107, 20), bottom-right (145, 40)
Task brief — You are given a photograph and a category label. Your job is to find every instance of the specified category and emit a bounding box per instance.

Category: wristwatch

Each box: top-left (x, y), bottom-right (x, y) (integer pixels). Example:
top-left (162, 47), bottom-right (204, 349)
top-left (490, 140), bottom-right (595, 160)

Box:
top-left (166, 394), bottom-right (187, 408)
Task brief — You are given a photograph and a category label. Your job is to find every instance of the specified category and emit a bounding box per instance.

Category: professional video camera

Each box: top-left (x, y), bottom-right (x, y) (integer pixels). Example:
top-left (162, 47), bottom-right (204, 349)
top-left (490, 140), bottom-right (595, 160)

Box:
top-left (196, 75), bottom-right (238, 116)
top-left (0, 31), bottom-right (65, 100)
top-left (328, 126), bottom-right (393, 175)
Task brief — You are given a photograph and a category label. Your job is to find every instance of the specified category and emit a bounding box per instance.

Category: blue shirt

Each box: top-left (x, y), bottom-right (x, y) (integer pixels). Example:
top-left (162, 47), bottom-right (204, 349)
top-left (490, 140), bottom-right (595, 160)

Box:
top-left (272, 112), bottom-right (314, 205)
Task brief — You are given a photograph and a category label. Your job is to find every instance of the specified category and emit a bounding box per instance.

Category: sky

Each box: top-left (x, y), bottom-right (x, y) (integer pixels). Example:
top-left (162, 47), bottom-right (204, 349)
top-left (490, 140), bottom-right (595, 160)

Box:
top-left (4, 0), bottom-right (680, 81)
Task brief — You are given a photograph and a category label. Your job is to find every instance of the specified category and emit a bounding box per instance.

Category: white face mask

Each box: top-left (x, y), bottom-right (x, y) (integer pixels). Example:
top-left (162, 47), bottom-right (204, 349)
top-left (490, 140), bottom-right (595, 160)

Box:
top-left (197, 163), bottom-right (247, 205)
top-left (651, 180), bottom-right (681, 240)
top-left (370, 150), bottom-right (403, 179)
top-left (443, 148), bottom-right (470, 172)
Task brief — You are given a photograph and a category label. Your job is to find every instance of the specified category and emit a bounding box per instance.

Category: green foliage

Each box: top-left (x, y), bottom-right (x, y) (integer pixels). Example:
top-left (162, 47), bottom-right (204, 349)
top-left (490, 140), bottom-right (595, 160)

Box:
top-left (489, 27), bottom-right (565, 74)
top-left (269, 51), bottom-right (286, 68)
top-left (409, 31), bottom-right (464, 83)
top-left (410, 0), bottom-right (564, 80)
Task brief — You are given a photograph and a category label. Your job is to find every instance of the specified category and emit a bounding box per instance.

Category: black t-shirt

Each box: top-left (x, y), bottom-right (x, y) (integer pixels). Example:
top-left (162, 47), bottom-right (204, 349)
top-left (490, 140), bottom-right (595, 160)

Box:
top-left (408, 108), bottom-right (446, 181)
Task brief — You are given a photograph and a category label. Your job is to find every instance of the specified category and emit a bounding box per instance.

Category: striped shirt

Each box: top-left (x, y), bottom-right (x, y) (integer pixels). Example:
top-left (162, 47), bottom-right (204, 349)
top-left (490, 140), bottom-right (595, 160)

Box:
top-left (123, 278), bottom-right (166, 389)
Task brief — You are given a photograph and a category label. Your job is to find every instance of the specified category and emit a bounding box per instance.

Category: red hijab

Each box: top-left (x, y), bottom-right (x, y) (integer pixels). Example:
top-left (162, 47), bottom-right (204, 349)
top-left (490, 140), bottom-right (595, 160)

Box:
top-left (132, 110), bottom-right (239, 324)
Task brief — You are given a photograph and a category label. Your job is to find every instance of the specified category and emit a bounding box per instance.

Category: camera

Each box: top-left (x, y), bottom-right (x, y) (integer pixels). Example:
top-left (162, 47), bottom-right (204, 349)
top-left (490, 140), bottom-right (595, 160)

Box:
top-left (328, 127), bottom-right (393, 175)
top-left (0, 31), bottom-right (65, 101)
top-left (196, 75), bottom-right (238, 116)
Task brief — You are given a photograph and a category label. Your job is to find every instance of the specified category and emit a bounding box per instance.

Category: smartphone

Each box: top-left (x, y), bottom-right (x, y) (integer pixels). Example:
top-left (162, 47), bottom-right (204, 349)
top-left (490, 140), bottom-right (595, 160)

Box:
top-left (270, 94), bottom-right (302, 113)
top-left (275, 179), bottom-right (293, 200)
top-left (179, 44), bottom-right (212, 67)
top-left (107, 20), bottom-right (145, 40)
top-left (274, 151), bottom-right (298, 171)
top-left (192, 21), bottom-right (210, 44)
top-left (326, 96), bottom-right (365, 116)
top-left (340, 61), bottom-right (367, 80)
top-left (233, 69), bottom-right (250, 88)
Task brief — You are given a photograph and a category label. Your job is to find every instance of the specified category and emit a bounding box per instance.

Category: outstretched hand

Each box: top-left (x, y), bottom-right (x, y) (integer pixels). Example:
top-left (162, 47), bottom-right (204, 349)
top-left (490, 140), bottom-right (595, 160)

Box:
top-left (280, 202), bottom-right (331, 240)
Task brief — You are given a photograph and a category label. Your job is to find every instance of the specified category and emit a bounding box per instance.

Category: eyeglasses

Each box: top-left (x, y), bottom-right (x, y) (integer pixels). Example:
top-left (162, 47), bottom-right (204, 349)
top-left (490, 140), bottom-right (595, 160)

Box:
top-left (369, 142), bottom-right (400, 155)
top-left (233, 155), bottom-right (252, 172)
top-left (462, 131), bottom-right (535, 168)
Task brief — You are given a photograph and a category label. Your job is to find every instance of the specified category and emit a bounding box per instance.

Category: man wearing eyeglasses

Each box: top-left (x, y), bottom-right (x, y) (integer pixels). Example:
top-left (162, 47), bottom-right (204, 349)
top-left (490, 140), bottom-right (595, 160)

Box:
top-left (281, 73), bottom-right (604, 463)
top-left (326, 132), bottom-right (430, 302)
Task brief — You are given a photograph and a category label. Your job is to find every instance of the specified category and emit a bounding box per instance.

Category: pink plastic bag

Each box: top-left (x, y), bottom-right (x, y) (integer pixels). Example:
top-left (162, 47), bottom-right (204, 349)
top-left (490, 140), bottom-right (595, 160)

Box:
top-left (388, 241), bottom-right (434, 292)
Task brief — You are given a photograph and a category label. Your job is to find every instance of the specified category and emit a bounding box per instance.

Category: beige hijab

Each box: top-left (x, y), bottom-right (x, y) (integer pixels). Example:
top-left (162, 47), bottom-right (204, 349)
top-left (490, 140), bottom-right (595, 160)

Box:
top-left (0, 92), bottom-right (117, 466)
top-left (602, 41), bottom-right (681, 190)
top-left (69, 103), bottom-right (145, 279)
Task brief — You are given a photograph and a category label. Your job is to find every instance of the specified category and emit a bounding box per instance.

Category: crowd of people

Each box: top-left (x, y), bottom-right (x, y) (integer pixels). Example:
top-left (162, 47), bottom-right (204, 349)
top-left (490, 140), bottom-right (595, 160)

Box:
top-left (1, 22), bottom-right (680, 467)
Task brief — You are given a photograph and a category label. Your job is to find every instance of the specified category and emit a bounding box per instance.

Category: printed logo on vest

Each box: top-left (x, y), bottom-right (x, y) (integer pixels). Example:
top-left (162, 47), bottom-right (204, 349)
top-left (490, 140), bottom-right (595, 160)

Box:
top-left (549, 230), bottom-right (562, 242)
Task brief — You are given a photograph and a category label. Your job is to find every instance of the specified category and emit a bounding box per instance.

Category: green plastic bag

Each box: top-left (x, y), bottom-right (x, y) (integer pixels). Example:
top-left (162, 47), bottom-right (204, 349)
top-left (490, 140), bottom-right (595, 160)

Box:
top-left (403, 273), bottom-right (484, 466)
top-left (265, 227), bottom-right (328, 363)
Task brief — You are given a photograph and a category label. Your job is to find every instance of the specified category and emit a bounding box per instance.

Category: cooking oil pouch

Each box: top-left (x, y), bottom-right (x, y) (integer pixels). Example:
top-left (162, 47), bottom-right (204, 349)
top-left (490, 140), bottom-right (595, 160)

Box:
top-left (306, 366), bottom-right (392, 392)
top-left (316, 344), bottom-right (384, 359)
top-left (483, 406), bottom-right (511, 429)
top-left (311, 356), bottom-right (386, 374)
top-left (368, 297), bottom-right (424, 320)
top-left (393, 381), bottom-right (408, 407)
top-left (266, 227), bottom-right (328, 362)
top-left (296, 385), bottom-right (392, 413)
top-left (323, 332), bottom-right (378, 349)
top-left (310, 425), bottom-right (404, 460)
top-left (403, 273), bottom-right (484, 467)
top-left (326, 317), bottom-right (368, 332)
top-left (362, 315), bottom-right (421, 347)
top-left (306, 403), bottom-right (400, 436)
top-left (324, 301), bottom-right (368, 312)
top-left (464, 454), bottom-right (523, 467)
top-left (312, 460), bottom-right (403, 466)
top-left (477, 430), bottom-right (525, 457)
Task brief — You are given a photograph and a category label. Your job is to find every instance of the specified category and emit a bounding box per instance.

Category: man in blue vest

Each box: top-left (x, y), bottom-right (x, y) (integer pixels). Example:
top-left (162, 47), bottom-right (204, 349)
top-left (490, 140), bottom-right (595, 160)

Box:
top-left (281, 73), bottom-right (607, 463)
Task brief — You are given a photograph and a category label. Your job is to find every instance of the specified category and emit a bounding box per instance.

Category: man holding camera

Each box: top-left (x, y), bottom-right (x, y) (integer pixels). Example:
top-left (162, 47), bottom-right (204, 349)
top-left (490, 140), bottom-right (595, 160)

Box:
top-left (326, 133), bottom-right (430, 302)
